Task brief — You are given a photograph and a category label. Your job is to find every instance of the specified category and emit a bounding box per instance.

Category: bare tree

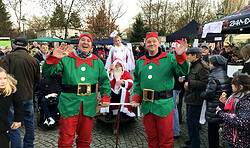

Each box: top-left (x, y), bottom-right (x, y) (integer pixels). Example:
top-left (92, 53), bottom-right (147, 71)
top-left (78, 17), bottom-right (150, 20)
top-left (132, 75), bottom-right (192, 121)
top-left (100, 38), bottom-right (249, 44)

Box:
top-left (5, 0), bottom-right (22, 35)
top-left (38, 0), bottom-right (100, 39)
top-left (106, 0), bottom-right (125, 35)
top-left (160, 0), bottom-right (170, 35)
top-left (139, 0), bottom-right (153, 30)
top-left (26, 15), bottom-right (50, 34)
top-left (221, 0), bottom-right (246, 16)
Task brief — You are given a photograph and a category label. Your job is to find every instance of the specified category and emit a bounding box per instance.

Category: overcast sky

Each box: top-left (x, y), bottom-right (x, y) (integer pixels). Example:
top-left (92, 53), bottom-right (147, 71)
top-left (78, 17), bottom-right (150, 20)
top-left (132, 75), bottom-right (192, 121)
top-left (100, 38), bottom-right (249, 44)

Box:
top-left (6, 0), bottom-right (141, 32)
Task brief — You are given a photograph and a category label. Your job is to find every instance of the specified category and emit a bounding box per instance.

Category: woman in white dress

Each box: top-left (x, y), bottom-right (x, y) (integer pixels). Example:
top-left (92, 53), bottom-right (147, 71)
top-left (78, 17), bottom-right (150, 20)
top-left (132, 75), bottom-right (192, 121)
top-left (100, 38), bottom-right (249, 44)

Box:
top-left (105, 36), bottom-right (134, 71)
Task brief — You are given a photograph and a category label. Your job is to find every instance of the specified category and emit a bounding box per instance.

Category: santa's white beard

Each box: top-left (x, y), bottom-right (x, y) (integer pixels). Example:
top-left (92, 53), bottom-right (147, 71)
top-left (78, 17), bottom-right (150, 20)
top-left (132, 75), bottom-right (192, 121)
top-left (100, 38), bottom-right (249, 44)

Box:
top-left (113, 67), bottom-right (122, 80)
top-left (113, 67), bottom-right (123, 92)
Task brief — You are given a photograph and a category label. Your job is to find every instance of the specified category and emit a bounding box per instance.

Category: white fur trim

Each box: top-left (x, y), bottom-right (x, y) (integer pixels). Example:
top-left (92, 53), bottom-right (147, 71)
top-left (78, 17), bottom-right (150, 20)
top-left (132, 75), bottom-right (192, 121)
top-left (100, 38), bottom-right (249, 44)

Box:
top-left (112, 87), bottom-right (121, 94)
top-left (124, 79), bottom-right (133, 89)
top-left (124, 80), bottom-right (128, 89)
top-left (101, 87), bottom-right (135, 117)
top-left (119, 87), bottom-right (136, 116)
top-left (107, 69), bottom-right (113, 80)
top-left (100, 106), bottom-right (110, 115)
top-left (112, 108), bottom-right (135, 117)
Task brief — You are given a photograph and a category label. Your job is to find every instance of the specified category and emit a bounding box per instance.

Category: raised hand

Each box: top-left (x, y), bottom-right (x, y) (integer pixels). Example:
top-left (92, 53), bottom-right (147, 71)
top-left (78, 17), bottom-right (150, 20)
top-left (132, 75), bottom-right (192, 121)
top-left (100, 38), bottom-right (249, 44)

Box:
top-left (52, 42), bottom-right (68, 59)
top-left (175, 38), bottom-right (188, 55)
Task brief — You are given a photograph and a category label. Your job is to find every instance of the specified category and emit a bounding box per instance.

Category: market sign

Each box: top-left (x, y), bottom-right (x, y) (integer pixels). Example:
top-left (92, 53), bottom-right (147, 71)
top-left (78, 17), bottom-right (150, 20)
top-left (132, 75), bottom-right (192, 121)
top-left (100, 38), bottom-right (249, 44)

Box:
top-left (200, 4), bottom-right (250, 34)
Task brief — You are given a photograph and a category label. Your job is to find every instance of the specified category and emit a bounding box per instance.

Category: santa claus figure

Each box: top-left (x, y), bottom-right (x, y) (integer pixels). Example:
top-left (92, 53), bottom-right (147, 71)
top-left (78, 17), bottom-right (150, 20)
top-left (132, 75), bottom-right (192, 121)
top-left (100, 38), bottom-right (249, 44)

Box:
top-left (101, 58), bottom-right (135, 121)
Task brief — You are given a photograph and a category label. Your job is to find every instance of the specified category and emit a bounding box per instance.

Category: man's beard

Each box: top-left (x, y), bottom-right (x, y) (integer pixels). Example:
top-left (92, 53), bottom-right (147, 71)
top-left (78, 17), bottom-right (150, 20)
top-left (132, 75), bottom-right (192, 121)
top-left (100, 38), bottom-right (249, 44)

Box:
top-left (113, 67), bottom-right (123, 80)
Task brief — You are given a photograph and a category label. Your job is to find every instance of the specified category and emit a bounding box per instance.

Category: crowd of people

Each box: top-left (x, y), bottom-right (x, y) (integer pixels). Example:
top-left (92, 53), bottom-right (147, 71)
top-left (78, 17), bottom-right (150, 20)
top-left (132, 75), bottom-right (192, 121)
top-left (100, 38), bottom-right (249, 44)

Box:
top-left (0, 32), bottom-right (249, 148)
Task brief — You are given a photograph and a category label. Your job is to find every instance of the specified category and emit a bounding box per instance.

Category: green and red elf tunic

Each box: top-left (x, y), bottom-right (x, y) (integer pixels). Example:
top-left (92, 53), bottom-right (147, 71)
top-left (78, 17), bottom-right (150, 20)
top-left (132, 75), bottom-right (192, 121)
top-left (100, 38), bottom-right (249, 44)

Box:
top-left (42, 52), bottom-right (111, 118)
top-left (132, 50), bottom-right (189, 117)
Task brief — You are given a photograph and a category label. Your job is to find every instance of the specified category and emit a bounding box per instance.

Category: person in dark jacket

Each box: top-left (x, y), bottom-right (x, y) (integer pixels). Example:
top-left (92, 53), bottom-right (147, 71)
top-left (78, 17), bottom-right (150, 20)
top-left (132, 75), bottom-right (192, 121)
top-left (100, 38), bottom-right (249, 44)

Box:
top-left (137, 40), bottom-right (146, 59)
top-left (34, 43), bottom-right (50, 63)
top-left (0, 37), bottom-right (41, 148)
top-left (201, 43), bottom-right (210, 67)
top-left (183, 47), bottom-right (210, 148)
top-left (216, 74), bottom-right (250, 148)
top-left (240, 44), bottom-right (250, 75)
top-left (0, 67), bottom-right (23, 148)
top-left (200, 55), bottom-right (232, 148)
top-left (36, 73), bottom-right (62, 126)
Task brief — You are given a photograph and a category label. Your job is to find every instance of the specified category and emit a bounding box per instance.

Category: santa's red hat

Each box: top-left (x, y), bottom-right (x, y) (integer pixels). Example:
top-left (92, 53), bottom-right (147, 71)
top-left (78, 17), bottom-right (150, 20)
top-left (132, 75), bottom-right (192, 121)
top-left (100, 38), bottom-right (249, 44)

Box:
top-left (79, 32), bottom-right (93, 43)
top-left (145, 32), bottom-right (159, 41)
top-left (113, 58), bottom-right (124, 75)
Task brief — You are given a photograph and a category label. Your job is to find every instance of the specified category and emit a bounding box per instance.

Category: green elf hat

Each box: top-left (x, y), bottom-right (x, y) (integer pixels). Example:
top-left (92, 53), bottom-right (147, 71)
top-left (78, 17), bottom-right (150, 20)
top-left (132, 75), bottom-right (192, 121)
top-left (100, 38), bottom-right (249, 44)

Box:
top-left (145, 32), bottom-right (159, 41)
top-left (79, 32), bottom-right (93, 43)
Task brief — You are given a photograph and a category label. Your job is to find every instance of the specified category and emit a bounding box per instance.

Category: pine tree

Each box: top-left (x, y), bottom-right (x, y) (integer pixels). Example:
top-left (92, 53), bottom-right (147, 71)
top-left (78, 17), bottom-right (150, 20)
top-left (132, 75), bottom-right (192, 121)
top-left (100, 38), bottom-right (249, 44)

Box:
top-left (0, 0), bottom-right (13, 37)
top-left (129, 14), bottom-right (147, 42)
top-left (69, 11), bottom-right (82, 28)
top-left (50, 4), bottom-right (66, 28)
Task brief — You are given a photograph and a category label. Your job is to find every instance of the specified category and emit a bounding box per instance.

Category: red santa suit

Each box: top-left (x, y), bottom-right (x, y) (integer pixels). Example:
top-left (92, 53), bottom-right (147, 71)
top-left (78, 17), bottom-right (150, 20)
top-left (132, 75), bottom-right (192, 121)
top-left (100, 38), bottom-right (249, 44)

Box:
top-left (101, 58), bottom-right (135, 117)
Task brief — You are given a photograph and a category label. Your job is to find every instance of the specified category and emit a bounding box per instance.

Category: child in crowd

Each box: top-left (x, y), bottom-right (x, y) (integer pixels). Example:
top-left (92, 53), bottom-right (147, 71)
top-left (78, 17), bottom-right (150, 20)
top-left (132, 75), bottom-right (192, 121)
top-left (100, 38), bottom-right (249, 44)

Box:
top-left (200, 55), bottom-right (232, 148)
top-left (216, 74), bottom-right (250, 148)
top-left (101, 58), bottom-right (135, 121)
top-left (0, 67), bottom-right (23, 148)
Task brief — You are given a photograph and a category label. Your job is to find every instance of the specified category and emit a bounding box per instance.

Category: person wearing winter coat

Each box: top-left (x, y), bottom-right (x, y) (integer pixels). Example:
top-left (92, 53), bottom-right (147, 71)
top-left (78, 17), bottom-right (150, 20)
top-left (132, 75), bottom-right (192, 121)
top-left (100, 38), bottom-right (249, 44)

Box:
top-left (240, 44), bottom-right (250, 75)
top-left (216, 74), bottom-right (250, 148)
top-left (0, 67), bottom-right (23, 148)
top-left (183, 47), bottom-right (210, 148)
top-left (200, 55), bottom-right (232, 148)
top-left (36, 73), bottom-right (62, 126)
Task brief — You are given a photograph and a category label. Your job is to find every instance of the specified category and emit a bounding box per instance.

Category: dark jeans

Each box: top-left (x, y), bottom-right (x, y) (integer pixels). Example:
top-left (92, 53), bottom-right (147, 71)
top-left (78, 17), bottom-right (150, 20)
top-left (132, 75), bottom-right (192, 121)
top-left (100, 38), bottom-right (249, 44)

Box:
top-left (208, 122), bottom-right (220, 148)
top-left (177, 89), bottom-right (185, 124)
top-left (186, 104), bottom-right (202, 148)
top-left (8, 99), bottom-right (34, 148)
top-left (41, 96), bottom-right (59, 119)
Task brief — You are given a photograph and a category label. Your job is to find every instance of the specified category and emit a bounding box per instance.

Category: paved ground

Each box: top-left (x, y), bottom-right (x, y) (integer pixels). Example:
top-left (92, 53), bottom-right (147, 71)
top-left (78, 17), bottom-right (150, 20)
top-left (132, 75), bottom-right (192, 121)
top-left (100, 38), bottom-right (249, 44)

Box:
top-left (19, 104), bottom-right (228, 148)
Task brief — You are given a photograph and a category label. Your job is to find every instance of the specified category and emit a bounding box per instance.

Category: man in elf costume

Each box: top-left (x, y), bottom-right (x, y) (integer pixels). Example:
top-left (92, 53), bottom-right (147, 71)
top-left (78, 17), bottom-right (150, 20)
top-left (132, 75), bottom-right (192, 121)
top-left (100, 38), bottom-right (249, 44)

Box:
top-left (42, 32), bottom-right (111, 148)
top-left (131, 32), bottom-right (190, 148)
top-left (100, 58), bottom-right (135, 121)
